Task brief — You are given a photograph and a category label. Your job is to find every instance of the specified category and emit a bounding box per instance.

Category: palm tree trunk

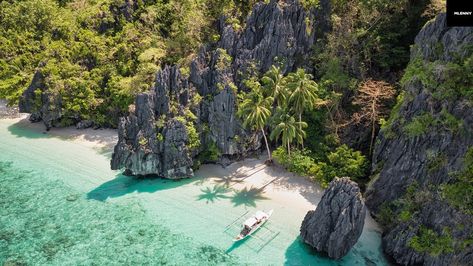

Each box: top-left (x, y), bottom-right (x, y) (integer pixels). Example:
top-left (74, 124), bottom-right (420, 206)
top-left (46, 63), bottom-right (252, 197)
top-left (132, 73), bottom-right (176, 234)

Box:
top-left (287, 142), bottom-right (291, 156)
top-left (369, 100), bottom-right (377, 155)
top-left (370, 118), bottom-right (375, 156)
top-left (299, 112), bottom-right (304, 149)
top-left (261, 128), bottom-right (272, 161)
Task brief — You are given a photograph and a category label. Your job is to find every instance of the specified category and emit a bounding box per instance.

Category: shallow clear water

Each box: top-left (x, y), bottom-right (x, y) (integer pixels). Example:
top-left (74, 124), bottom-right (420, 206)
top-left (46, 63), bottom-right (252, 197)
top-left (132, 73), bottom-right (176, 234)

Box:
top-left (0, 119), bottom-right (388, 265)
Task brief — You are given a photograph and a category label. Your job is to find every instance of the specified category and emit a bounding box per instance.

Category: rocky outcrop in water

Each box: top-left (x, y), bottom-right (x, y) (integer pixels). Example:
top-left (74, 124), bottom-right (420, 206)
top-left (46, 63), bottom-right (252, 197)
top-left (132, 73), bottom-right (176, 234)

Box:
top-left (300, 177), bottom-right (366, 259)
top-left (111, 0), bottom-right (331, 177)
top-left (366, 14), bottom-right (473, 265)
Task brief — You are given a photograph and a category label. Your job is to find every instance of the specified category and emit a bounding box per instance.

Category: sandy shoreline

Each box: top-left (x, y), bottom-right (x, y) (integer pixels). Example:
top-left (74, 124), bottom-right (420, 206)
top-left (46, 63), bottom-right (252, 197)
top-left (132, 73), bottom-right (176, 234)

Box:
top-left (3, 115), bottom-right (383, 233)
top-left (5, 115), bottom-right (118, 151)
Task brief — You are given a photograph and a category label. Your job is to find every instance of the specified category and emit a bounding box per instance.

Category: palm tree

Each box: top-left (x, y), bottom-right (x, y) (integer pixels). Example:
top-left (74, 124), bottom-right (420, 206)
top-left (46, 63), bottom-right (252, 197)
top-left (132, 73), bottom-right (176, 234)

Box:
top-left (261, 65), bottom-right (287, 107)
top-left (270, 109), bottom-right (307, 155)
top-left (285, 68), bottom-right (319, 148)
top-left (237, 84), bottom-right (274, 162)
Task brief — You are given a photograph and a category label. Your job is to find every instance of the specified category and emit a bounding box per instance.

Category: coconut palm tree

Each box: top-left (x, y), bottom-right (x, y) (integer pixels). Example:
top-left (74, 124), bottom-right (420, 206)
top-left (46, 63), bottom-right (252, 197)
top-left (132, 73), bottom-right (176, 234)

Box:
top-left (285, 68), bottom-right (319, 148)
top-left (261, 65), bottom-right (287, 107)
top-left (237, 83), bottom-right (274, 162)
top-left (270, 109), bottom-right (307, 155)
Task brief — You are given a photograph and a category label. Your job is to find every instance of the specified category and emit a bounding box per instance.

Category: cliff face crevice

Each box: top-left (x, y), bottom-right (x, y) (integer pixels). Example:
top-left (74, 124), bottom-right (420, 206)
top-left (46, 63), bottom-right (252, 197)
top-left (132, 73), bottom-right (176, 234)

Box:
top-left (110, 0), bottom-right (330, 178)
top-left (366, 14), bottom-right (473, 265)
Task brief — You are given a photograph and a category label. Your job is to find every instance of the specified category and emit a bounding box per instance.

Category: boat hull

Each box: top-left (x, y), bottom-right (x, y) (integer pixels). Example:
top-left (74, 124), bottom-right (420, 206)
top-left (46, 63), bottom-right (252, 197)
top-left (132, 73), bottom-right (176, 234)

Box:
top-left (233, 210), bottom-right (273, 242)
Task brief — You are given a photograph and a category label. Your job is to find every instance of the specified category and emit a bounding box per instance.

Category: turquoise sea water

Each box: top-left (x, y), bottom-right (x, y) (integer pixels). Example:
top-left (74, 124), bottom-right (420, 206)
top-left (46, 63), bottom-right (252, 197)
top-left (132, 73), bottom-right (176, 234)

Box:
top-left (0, 119), bottom-right (389, 265)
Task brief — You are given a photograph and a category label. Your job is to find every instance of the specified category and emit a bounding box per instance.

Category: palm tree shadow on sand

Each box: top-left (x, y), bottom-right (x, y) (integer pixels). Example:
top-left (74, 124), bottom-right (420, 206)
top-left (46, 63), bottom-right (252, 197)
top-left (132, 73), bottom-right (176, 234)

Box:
top-left (213, 174), bottom-right (244, 187)
top-left (229, 186), bottom-right (269, 207)
top-left (87, 174), bottom-right (196, 201)
top-left (196, 185), bottom-right (231, 204)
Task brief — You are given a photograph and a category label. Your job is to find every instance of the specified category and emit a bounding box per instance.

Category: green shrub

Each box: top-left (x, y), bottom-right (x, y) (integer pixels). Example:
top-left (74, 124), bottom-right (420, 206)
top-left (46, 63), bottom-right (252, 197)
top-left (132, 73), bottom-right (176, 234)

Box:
top-left (377, 203), bottom-right (395, 227)
top-left (380, 91), bottom-right (407, 139)
top-left (326, 145), bottom-right (368, 182)
top-left (401, 54), bottom-right (473, 103)
top-left (300, 0), bottom-right (320, 11)
top-left (442, 147), bottom-right (473, 215)
top-left (176, 111), bottom-right (201, 152)
top-left (273, 147), bottom-right (311, 173)
top-left (138, 136), bottom-right (148, 146)
top-left (439, 108), bottom-right (463, 133)
top-left (273, 145), bottom-right (367, 187)
top-left (215, 48), bottom-right (232, 71)
top-left (186, 122), bottom-right (200, 151)
top-left (404, 109), bottom-right (464, 138)
top-left (399, 209), bottom-right (412, 222)
top-left (426, 151), bottom-right (447, 175)
top-left (403, 113), bottom-right (435, 137)
top-left (409, 226), bottom-right (454, 256)
top-left (197, 141), bottom-right (220, 163)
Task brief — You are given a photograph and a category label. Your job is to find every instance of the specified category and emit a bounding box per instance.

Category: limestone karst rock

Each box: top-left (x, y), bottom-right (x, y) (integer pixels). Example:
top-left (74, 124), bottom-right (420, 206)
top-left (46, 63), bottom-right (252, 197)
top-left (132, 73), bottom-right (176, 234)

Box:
top-left (300, 177), bottom-right (366, 259)
top-left (366, 13), bottom-right (473, 265)
top-left (110, 0), bottom-right (330, 177)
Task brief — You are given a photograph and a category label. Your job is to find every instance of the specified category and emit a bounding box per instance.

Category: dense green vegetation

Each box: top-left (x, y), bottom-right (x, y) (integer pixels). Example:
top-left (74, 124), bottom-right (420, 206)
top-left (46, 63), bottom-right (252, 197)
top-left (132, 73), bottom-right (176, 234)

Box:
top-left (0, 0), bottom-right (447, 186)
top-left (403, 109), bottom-right (463, 138)
top-left (237, 66), bottom-right (368, 186)
top-left (401, 52), bottom-right (473, 103)
top-left (0, 0), bottom-right (254, 127)
top-left (442, 147), bottom-right (473, 215)
top-left (273, 144), bottom-right (367, 187)
top-left (315, 0), bottom-right (443, 80)
top-left (409, 226), bottom-right (454, 256)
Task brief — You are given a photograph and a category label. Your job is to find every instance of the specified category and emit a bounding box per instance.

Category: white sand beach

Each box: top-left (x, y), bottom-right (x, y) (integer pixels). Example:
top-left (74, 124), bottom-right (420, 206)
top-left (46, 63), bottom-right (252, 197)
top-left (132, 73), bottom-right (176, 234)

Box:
top-left (7, 115), bottom-right (118, 150)
top-left (1, 116), bottom-right (386, 265)
top-left (6, 115), bottom-right (382, 232)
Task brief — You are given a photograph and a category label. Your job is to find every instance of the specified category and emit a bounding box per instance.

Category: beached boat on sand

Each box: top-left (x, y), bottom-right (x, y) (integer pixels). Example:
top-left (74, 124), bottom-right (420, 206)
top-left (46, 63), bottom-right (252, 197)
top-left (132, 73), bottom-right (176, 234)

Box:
top-left (234, 210), bottom-right (273, 241)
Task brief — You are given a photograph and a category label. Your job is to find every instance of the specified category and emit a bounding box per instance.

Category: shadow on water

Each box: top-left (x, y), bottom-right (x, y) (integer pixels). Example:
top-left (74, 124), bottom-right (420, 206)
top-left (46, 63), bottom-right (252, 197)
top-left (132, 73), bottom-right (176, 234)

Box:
top-left (87, 174), bottom-right (196, 201)
top-left (284, 235), bottom-right (388, 266)
top-left (226, 224), bottom-right (281, 254)
top-left (7, 121), bottom-right (50, 139)
top-left (284, 237), bottom-right (332, 266)
top-left (225, 239), bottom-right (245, 254)
top-left (196, 185), bottom-right (231, 204)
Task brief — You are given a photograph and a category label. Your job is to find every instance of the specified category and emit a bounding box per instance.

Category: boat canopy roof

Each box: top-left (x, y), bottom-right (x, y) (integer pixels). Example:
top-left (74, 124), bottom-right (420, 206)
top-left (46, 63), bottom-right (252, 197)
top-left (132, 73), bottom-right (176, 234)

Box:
top-left (255, 211), bottom-right (266, 220)
top-left (243, 217), bottom-right (258, 227)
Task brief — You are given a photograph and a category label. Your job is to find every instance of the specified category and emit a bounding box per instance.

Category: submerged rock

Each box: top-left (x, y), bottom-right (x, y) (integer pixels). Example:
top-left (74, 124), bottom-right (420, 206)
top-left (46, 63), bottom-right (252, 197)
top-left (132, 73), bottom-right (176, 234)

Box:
top-left (300, 177), bottom-right (366, 259)
top-left (111, 0), bottom-right (331, 178)
top-left (366, 13), bottom-right (473, 265)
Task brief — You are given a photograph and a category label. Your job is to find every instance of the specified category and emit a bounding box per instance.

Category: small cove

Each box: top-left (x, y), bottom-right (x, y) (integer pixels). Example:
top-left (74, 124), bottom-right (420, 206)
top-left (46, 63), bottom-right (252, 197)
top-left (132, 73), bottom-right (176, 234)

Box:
top-left (0, 118), bottom-right (389, 265)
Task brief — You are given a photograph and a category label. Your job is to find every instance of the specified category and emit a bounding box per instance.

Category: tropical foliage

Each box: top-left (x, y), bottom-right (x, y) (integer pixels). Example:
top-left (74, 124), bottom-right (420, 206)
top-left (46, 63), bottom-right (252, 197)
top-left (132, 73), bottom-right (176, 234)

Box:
top-left (0, 0), bottom-right (255, 126)
top-left (238, 65), bottom-right (368, 186)
top-left (237, 80), bottom-right (273, 161)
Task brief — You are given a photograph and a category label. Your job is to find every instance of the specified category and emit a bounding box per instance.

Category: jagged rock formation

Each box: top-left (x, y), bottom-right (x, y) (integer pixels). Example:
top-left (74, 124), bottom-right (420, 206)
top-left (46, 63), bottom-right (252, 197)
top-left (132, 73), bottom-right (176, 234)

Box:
top-left (111, 0), bottom-right (330, 177)
top-left (111, 92), bottom-right (194, 178)
top-left (366, 14), bottom-right (473, 265)
top-left (18, 69), bottom-right (62, 130)
top-left (300, 177), bottom-right (366, 259)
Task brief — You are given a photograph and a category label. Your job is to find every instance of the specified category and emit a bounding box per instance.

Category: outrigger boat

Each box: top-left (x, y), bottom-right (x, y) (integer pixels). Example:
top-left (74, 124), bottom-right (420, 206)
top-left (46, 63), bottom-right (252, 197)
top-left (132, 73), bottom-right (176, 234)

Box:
top-left (233, 210), bottom-right (273, 241)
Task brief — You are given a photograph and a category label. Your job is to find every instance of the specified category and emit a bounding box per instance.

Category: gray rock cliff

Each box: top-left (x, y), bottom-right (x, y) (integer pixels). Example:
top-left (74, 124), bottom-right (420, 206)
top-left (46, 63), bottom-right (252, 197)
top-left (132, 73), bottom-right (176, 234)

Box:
top-left (18, 69), bottom-right (62, 130)
top-left (300, 177), bottom-right (366, 259)
top-left (111, 0), bottom-right (331, 178)
top-left (366, 14), bottom-right (473, 265)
